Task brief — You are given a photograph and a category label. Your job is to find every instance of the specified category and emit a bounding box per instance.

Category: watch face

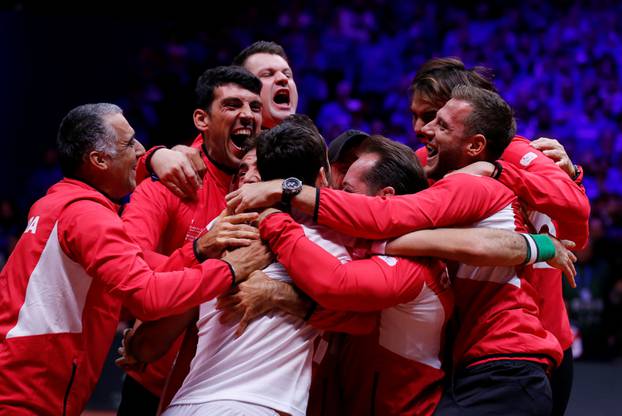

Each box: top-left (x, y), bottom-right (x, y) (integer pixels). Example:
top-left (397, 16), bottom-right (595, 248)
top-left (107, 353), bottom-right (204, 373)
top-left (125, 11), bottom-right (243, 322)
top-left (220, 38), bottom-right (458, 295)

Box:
top-left (284, 177), bottom-right (302, 191)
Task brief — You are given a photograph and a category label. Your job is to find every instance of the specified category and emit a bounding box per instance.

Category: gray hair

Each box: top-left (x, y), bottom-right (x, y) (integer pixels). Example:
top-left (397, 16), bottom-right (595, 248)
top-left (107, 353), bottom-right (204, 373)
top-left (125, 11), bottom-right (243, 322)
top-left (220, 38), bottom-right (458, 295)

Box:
top-left (57, 103), bottom-right (123, 177)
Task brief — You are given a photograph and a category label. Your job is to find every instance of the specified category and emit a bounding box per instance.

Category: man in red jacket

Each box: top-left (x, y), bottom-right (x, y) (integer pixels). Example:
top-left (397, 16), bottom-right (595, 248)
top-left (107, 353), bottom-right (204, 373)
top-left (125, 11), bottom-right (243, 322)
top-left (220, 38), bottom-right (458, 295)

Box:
top-left (407, 57), bottom-right (588, 416)
top-left (118, 44), bottom-right (301, 412)
top-left (0, 103), bottom-right (270, 416)
top-left (117, 65), bottom-right (269, 414)
top-left (227, 86), bottom-right (563, 415)
top-left (136, 40), bottom-right (299, 200)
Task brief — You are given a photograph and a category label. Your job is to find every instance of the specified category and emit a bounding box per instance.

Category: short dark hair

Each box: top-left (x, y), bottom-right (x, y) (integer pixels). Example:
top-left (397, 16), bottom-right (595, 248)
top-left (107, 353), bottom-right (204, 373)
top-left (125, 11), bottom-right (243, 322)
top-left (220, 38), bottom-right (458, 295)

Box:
top-left (195, 66), bottom-right (262, 111)
top-left (232, 40), bottom-right (290, 67)
top-left (451, 85), bottom-right (516, 160)
top-left (241, 135), bottom-right (258, 154)
top-left (256, 114), bottom-right (328, 186)
top-left (360, 135), bottom-right (428, 195)
top-left (57, 103), bottom-right (122, 177)
top-left (410, 57), bottom-right (496, 108)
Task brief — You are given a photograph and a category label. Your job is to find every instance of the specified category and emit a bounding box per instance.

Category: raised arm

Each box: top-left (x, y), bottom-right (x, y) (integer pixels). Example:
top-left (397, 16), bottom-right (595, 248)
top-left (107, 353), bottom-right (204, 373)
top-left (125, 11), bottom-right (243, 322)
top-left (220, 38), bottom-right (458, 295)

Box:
top-left (216, 270), bottom-right (379, 336)
top-left (227, 174), bottom-right (512, 240)
top-left (259, 212), bottom-right (441, 311)
top-left (61, 201), bottom-right (272, 321)
top-left (136, 145), bottom-right (205, 199)
top-left (498, 137), bottom-right (590, 248)
top-left (383, 228), bottom-right (577, 286)
top-left (530, 137), bottom-right (582, 182)
top-left (384, 228), bottom-right (525, 265)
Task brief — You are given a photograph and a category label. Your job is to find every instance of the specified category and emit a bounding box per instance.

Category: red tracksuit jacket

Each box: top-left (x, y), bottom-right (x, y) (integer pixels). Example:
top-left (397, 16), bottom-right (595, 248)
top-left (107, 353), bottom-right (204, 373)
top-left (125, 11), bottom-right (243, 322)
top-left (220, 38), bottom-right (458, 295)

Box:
top-left (416, 136), bottom-right (590, 350)
top-left (0, 179), bottom-right (234, 416)
top-left (121, 136), bottom-right (232, 397)
top-left (315, 173), bottom-right (563, 369)
top-left (261, 213), bottom-right (453, 415)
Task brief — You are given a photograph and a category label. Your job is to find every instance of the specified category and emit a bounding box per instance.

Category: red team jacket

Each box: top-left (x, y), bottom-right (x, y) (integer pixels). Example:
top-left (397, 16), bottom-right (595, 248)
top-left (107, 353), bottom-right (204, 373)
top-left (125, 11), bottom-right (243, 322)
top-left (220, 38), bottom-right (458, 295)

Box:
top-left (416, 136), bottom-right (590, 350)
top-left (261, 213), bottom-right (453, 416)
top-left (0, 179), bottom-right (235, 416)
top-left (316, 173), bottom-right (563, 369)
top-left (498, 137), bottom-right (590, 350)
top-left (127, 137), bottom-right (380, 399)
top-left (121, 135), bottom-right (232, 397)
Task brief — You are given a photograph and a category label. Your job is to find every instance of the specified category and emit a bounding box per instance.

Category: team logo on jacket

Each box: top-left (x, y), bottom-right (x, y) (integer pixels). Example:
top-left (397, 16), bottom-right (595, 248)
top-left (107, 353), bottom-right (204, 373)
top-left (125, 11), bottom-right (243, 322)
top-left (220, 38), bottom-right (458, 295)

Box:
top-left (24, 216), bottom-right (39, 234)
top-left (520, 152), bottom-right (537, 166)
top-left (378, 255), bottom-right (397, 266)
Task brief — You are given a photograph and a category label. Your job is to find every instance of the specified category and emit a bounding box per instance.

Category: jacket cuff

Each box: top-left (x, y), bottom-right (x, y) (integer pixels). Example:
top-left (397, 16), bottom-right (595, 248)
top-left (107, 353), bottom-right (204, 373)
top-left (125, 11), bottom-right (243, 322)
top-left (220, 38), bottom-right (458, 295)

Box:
top-left (145, 145), bottom-right (167, 177)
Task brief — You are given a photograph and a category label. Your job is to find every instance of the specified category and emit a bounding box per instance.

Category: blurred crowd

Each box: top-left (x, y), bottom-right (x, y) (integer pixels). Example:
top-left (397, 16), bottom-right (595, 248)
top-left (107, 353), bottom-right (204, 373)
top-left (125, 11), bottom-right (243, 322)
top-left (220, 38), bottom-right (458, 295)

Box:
top-left (2, 0), bottom-right (621, 358)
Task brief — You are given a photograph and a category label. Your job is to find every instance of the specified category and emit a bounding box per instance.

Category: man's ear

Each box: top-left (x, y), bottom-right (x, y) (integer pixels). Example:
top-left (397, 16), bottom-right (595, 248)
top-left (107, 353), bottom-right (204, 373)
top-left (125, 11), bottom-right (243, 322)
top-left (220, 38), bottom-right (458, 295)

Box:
top-left (194, 108), bottom-right (210, 132)
top-left (87, 150), bottom-right (109, 171)
top-left (465, 133), bottom-right (487, 158)
top-left (377, 186), bottom-right (395, 198)
top-left (316, 167), bottom-right (329, 188)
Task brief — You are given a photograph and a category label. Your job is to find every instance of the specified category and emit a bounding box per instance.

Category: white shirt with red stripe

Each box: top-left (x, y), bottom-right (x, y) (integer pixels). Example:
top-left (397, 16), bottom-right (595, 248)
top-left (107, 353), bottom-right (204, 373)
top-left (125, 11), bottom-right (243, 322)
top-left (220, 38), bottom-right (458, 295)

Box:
top-left (167, 217), bottom-right (352, 416)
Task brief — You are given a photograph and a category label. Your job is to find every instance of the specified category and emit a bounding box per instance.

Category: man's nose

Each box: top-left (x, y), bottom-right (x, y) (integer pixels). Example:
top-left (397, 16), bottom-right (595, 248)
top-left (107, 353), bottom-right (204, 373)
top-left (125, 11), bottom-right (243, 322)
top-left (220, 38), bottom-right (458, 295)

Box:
top-left (414, 119), bottom-right (428, 143)
top-left (421, 121), bottom-right (434, 140)
top-left (275, 71), bottom-right (288, 85)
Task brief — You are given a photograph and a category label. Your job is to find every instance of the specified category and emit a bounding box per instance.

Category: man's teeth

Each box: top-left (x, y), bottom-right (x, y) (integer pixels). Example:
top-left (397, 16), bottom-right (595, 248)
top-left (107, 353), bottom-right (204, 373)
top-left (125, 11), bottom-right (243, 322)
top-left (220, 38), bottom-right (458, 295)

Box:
top-left (233, 129), bottom-right (251, 136)
top-left (426, 145), bottom-right (438, 157)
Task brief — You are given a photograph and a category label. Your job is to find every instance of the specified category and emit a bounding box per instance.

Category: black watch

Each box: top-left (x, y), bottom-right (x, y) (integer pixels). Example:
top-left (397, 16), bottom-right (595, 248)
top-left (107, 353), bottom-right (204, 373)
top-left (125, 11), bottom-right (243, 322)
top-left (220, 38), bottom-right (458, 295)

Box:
top-left (281, 177), bottom-right (303, 210)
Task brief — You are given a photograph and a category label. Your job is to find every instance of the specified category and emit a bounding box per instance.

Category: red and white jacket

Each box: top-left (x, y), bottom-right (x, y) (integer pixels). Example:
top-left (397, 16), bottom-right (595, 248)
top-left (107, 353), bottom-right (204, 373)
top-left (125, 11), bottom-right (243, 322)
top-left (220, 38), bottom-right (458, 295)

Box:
top-left (416, 136), bottom-right (590, 350)
top-left (316, 173), bottom-right (563, 369)
top-left (121, 135), bottom-right (233, 397)
top-left (0, 178), bottom-right (234, 416)
top-left (261, 213), bottom-right (453, 416)
top-left (498, 137), bottom-right (589, 350)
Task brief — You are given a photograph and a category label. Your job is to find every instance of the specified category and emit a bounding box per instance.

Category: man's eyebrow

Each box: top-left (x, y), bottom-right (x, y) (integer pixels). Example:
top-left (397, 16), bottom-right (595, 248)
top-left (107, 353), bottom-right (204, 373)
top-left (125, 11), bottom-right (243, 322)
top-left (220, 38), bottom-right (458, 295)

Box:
top-left (120, 134), bottom-right (136, 145)
top-left (221, 97), bottom-right (243, 105)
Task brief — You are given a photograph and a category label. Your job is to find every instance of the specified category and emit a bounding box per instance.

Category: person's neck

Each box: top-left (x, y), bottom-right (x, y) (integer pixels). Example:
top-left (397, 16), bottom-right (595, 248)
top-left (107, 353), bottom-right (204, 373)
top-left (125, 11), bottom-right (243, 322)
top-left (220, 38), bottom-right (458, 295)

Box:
top-left (69, 173), bottom-right (124, 203)
top-left (201, 141), bottom-right (237, 175)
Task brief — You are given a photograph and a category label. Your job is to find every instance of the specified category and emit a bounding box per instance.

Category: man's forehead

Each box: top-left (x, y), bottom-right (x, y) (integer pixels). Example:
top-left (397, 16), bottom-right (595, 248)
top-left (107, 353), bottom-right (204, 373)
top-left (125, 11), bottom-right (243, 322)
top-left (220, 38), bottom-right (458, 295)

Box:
top-left (214, 83), bottom-right (261, 100)
top-left (105, 113), bottom-right (134, 140)
top-left (411, 92), bottom-right (438, 109)
top-left (439, 98), bottom-right (471, 120)
top-left (245, 53), bottom-right (290, 72)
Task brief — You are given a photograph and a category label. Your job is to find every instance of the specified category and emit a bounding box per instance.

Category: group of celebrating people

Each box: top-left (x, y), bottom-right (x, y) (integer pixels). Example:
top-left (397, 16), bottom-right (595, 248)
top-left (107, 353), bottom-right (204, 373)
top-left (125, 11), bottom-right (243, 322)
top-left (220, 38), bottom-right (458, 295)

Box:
top-left (0, 41), bottom-right (589, 416)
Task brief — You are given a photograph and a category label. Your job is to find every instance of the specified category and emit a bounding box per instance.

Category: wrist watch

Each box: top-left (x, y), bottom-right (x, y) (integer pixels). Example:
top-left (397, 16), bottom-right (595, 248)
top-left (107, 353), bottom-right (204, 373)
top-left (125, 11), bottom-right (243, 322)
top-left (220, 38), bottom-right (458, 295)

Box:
top-left (281, 177), bottom-right (303, 211)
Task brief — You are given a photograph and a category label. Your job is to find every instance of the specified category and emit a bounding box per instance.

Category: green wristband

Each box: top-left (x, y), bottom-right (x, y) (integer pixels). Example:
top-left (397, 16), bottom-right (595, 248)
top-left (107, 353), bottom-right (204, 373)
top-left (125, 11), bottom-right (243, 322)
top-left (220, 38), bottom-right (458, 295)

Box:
top-left (531, 234), bottom-right (556, 263)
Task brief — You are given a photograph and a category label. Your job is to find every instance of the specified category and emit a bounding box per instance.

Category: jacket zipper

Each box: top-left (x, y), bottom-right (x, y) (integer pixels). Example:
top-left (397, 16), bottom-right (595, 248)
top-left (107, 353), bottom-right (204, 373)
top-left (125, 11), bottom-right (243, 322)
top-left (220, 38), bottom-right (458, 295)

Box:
top-left (63, 359), bottom-right (77, 416)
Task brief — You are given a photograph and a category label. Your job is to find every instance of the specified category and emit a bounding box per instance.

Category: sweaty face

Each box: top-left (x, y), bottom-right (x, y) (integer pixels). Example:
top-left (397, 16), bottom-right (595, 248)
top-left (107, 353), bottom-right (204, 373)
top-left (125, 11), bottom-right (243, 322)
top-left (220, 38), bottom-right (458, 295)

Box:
top-left (243, 53), bottom-right (298, 128)
top-left (236, 148), bottom-right (261, 188)
top-left (205, 84), bottom-right (262, 170)
top-left (341, 153), bottom-right (380, 196)
top-left (104, 113), bottom-right (145, 198)
top-left (410, 93), bottom-right (441, 145)
top-left (420, 98), bottom-right (473, 180)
